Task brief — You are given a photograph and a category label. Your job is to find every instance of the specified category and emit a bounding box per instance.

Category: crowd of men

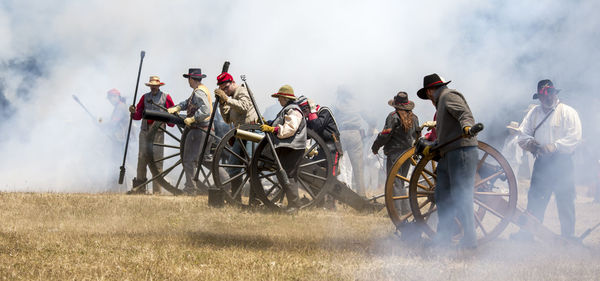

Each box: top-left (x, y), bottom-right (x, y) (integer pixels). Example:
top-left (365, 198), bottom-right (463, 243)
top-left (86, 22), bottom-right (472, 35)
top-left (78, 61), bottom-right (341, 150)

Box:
top-left (103, 67), bottom-right (583, 249)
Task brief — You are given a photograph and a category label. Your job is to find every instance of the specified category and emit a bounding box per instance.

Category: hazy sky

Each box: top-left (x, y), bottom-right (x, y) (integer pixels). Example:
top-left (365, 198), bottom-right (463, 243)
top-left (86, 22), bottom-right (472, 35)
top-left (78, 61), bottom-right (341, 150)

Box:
top-left (1, 0), bottom-right (598, 191)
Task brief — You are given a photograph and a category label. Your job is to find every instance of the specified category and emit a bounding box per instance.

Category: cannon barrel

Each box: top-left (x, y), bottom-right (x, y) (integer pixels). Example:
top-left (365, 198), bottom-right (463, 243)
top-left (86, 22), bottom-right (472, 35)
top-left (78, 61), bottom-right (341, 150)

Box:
top-left (234, 129), bottom-right (264, 143)
top-left (142, 109), bottom-right (185, 126)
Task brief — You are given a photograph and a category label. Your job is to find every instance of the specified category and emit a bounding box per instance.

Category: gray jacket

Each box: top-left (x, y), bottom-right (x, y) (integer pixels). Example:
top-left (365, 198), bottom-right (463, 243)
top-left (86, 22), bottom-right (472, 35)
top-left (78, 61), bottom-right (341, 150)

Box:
top-left (372, 110), bottom-right (420, 155)
top-left (433, 86), bottom-right (477, 156)
top-left (219, 84), bottom-right (258, 126)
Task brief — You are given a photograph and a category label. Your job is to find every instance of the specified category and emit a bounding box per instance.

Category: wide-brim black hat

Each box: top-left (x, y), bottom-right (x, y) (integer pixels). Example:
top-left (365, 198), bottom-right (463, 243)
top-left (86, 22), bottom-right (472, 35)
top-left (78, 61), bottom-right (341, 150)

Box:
top-left (183, 68), bottom-right (207, 79)
top-left (388, 91), bottom-right (415, 110)
top-left (417, 73), bottom-right (451, 100)
top-left (532, 79), bottom-right (560, 99)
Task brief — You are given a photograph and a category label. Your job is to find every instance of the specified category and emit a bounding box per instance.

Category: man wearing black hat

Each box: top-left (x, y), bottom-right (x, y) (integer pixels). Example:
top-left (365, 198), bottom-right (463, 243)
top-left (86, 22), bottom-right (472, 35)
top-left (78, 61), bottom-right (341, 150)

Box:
top-left (416, 73), bottom-right (479, 249)
top-left (167, 68), bottom-right (212, 195)
top-left (511, 79), bottom-right (582, 241)
top-left (372, 92), bottom-right (420, 217)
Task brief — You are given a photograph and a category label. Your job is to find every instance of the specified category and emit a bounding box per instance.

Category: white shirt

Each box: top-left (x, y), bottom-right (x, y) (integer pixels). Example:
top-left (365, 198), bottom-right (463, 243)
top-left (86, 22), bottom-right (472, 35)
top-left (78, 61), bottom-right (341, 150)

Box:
top-left (517, 101), bottom-right (582, 154)
top-left (277, 108), bottom-right (303, 139)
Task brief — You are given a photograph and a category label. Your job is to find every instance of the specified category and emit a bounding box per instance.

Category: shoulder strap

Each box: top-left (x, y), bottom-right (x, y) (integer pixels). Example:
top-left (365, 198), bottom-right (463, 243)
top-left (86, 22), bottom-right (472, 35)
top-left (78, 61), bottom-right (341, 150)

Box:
top-left (532, 104), bottom-right (558, 137)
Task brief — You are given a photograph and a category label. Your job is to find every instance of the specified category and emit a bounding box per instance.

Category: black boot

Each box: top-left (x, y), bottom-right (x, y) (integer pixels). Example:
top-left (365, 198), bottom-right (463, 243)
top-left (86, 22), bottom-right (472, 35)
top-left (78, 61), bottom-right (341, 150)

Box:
top-left (127, 178), bottom-right (147, 194)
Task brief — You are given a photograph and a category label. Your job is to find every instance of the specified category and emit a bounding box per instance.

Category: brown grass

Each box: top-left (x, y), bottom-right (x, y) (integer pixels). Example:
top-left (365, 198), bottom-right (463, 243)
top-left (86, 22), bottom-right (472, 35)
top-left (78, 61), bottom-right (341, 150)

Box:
top-left (0, 191), bottom-right (599, 280)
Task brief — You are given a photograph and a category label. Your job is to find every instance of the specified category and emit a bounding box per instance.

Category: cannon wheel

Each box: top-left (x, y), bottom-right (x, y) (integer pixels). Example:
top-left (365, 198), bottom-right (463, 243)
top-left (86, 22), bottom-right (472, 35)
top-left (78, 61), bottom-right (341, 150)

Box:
top-left (384, 147), bottom-right (423, 229)
top-left (250, 129), bottom-right (334, 210)
top-left (408, 141), bottom-right (517, 244)
top-left (211, 124), bottom-right (262, 206)
top-left (146, 122), bottom-right (218, 195)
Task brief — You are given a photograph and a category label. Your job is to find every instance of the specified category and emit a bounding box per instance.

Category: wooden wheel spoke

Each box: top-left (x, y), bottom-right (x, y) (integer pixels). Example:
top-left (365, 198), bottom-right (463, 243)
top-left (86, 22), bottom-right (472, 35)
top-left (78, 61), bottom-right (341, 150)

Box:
top-left (222, 171), bottom-right (245, 186)
top-left (199, 166), bottom-right (211, 184)
top-left (473, 198), bottom-right (506, 220)
top-left (474, 212), bottom-right (488, 236)
top-left (224, 146), bottom-right (248, 165)
top-left (477, 152), bottom-right (489, 171)
top-left (232, 175), bottom-right (250, 199)
top-left (416, 190), bottom-right (434, 195)
top-left (399, 212), bottom-right (414, 222)
top-left (393, 193), bottom-right (429, 200)
top-left (299, 171), bottom-right (327, 182)
top-left (416, 179), bottom-right (433, 191)
top-left (175, 169), bottom-right (184, 188)
top-left (141, 160), bottom-right (181, 186)
top-left (158, 126), bottom-right (181, 143)
top-left (153, 143), bottom-right (180, 149)
top-left (395, 174), bottom-right (410, 183)
top-left (420, 173), bottom-right (434, 189)
top-left (265, 183), bottom-right (281, 197)
top-left (258, 171), bottom-right (277, 179)
top-left (474, 191), bottom-right (510, 197)
top-left (410, 157), bottom-right (418, 166)
top-left (475, 170), bottom-right (505, 188)
top-left (153, 152), bottom-right (180, 163)
top-left (237, 138), bottom-right (251, 160)
top-left (298, 158), bottom-right (327, 168)
top-left (298, 178), bottom-right (316, 199)
top-left (218, 163), bottom-right (247, 169)
top-left (421, 168), bottom-right (436, 179)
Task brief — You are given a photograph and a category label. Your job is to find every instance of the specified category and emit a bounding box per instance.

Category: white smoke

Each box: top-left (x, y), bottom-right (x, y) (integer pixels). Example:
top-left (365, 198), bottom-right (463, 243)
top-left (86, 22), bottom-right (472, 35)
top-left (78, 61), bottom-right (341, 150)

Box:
top-left (0, 0), bottom-right (599, 191)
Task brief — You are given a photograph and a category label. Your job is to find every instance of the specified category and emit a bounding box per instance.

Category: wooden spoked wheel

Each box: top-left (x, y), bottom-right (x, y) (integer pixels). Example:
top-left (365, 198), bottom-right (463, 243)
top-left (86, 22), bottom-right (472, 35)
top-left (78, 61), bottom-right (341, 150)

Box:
top-left (146, 122), bottom-right (219, 195)
top-left (211, 124), bottom-right (262, 206)
top-left (408, 141), bottom-right (517, 244)
top-left (249, 129), bottom-right (334, 210)
top-left (384, 147), bottom-right (425, 229)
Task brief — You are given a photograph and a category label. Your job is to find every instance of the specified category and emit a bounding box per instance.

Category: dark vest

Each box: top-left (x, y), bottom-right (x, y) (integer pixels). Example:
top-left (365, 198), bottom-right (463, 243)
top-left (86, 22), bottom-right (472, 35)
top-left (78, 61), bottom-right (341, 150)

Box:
top-left (142, 91), bottom-right (167, 130)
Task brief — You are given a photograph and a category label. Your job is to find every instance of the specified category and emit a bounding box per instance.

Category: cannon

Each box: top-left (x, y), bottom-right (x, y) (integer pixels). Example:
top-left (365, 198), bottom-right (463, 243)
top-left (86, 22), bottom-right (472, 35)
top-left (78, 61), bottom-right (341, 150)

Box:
top-left (130, 109), bottom-right (224, 195)
top-left (385, 125), bottom-right (596, 245)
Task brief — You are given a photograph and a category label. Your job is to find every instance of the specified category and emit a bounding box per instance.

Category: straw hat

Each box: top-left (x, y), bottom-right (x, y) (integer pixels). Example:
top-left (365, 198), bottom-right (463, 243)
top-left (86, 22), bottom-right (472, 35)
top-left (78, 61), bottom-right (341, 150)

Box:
top-left (506, 121), bottom-right (519, 131)
top-left (271, 84), bottom-right (297, 100)
top-left (145, 75), bottom-right (165, 87)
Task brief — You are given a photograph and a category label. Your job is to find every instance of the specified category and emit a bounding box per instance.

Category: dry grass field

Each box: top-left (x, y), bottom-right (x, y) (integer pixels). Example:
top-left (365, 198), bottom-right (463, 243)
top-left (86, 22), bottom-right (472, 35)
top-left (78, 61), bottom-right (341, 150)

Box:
top-left (1, 187), bottom-right (600, 280)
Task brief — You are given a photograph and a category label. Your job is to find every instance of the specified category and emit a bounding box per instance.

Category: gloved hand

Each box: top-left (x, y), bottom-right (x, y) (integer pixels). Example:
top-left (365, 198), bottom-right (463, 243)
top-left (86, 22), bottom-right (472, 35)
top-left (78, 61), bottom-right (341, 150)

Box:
top-left (167, 106), bottom-right (181, 114)
top-left (260, 124), bottom-right (277, 133)
top-left (214, 89), bottom-right (228, 103)
top-left (307, 98), bottom-right (317, 113)
top-left (129, 105), bottom-right (136, 114)
top-left (415, 137), bottom-right (437, 157)
top-left (184, 117), bottom-right (195, 126)
top-left (463, 126), bottom-right (472, 136)
top-left (372, 147), bottom-right (379, 155)
top-left (422, 121), bottom-right (436, 128)
top-left (538, 143), bottom-right (557, 155)
top-left (521, 139), bottom-right (539, 154)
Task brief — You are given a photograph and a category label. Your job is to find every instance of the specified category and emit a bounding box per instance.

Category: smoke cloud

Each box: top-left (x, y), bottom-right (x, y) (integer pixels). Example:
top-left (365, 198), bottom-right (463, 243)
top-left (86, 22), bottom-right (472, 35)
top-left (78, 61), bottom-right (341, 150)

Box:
top-left (0, 0), bottom-right (599, 192)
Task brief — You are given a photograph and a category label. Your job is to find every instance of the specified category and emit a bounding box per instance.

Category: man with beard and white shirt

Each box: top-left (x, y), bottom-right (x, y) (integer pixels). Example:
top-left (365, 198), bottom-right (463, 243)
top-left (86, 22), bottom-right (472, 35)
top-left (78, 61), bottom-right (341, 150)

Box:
top-left (511, 79), bottom-right (582, 241)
